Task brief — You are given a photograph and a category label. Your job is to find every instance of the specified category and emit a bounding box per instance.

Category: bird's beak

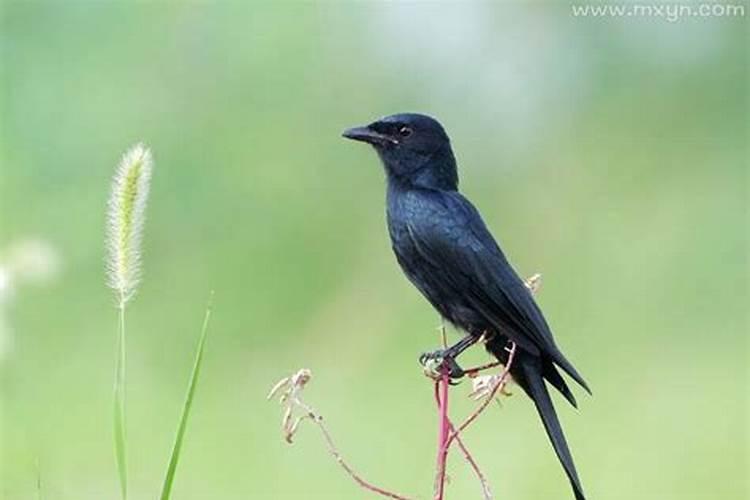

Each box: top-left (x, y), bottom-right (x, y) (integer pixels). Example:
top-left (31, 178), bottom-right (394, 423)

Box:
top-left (342, 125), bottom-right (398, 146)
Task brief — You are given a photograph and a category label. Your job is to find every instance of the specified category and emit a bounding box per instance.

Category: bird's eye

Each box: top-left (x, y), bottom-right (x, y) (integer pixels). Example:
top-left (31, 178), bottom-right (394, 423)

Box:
top-left (398, 126), bottom-right (413, 137)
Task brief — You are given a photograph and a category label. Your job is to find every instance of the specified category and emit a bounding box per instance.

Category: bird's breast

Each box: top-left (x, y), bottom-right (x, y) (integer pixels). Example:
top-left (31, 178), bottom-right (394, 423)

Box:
top-left (385, 189), bottom-right (482, 331)
top-left (386, 190), bottom-right (434, 288)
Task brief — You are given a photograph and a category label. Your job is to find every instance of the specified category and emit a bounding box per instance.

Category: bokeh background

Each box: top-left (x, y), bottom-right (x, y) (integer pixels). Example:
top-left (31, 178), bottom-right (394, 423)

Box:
top-left (1, 2), bottom-right (747, 499)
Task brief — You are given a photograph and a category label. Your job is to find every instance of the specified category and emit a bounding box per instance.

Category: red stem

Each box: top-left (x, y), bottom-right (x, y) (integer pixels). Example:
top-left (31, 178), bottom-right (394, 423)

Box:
top-left (434, 371), bottom-right (451, 500)
top-left (433, 382), bottom-right (493, 500)
top-left (445, 343), bottom-right (517, 452)
top-left (433, 342), bottom-right (517, 500)
top-left (464, 360), bottom-right (501, 377)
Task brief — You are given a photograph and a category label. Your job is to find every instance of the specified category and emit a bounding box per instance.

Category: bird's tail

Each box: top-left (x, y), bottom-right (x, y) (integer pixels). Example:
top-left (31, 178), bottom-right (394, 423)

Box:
top-left (485, 338), bottom-right (586, 500)
top-left (520, 360), bottom-right (586, 500)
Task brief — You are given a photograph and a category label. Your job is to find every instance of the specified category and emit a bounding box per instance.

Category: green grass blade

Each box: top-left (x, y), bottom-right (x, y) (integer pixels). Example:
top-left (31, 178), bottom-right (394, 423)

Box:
top-left (35, 457), bottom-right (42, 500)
top-left (159, 292), bottom-right (214, 500)
top-left (114, 304), bottom-right (128, 500)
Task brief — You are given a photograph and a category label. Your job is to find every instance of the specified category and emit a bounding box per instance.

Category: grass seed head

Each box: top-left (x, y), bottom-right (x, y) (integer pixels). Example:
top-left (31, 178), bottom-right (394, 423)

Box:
top-left (106, 143), bottom-right (153, 306)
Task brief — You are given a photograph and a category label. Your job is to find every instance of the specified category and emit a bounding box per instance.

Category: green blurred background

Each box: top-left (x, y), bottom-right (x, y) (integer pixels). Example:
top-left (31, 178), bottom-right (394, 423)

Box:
top-left (1, 2), bottom-right (747, 499)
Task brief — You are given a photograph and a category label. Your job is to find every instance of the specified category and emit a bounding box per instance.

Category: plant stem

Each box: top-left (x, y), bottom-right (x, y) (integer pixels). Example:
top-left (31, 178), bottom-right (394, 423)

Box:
top-left (434, 371), bottom-right (450, 500)
top-left (432, 384), bottom-right (493, 500)
top-left (311, 411), bottom-right (412, 500)
top-left (445, 343), bottom-right (517, 451)
top-left (114, 301), bottom-right (128, 500)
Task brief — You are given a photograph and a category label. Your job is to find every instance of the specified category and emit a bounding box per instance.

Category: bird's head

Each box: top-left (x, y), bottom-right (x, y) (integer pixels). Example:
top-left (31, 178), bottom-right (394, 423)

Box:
top-left (342, 113), bottom-right (458, 190)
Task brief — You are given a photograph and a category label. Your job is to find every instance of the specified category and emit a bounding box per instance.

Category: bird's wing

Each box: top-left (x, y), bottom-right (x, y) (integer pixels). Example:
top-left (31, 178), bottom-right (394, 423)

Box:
top-left (405, 190), bottom-right (559, 356)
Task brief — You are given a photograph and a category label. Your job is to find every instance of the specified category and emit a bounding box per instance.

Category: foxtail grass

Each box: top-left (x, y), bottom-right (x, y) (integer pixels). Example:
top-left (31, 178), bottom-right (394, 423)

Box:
top-left (106, 143), bottom-right (153, 500)
top-left (159, 292), bottom-right (214, 500)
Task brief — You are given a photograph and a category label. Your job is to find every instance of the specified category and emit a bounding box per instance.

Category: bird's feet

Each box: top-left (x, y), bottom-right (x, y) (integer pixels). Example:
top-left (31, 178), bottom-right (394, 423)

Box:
top-left (419, 349), bottom-right (465, 381)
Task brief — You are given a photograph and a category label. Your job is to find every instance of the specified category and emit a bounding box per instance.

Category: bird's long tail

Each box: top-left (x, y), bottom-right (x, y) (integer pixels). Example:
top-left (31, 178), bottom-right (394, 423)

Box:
top-left (520, 360), bottom-right (586, 500)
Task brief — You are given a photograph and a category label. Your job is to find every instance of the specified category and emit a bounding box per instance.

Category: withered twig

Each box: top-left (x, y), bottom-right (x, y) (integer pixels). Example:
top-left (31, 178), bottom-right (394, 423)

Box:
top-left (268, 369), bottom-right (412, 500)
top-left (433, 327), bottom-right (498, 499)
top-left (433, 383), bottom-right (493, 500)
top-left (445, 343), bottom-right (517, 452)
top-left (465, 360), bottom-right (502, 377)
top-left (434, 372), bottom-right (451, 500)
top-left (305, 404), bottom-right (411, 499)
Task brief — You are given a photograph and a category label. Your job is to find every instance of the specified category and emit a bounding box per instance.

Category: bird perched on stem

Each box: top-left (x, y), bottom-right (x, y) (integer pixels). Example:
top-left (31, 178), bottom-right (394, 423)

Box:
top-left (342, 113), bottom-right (590, 500)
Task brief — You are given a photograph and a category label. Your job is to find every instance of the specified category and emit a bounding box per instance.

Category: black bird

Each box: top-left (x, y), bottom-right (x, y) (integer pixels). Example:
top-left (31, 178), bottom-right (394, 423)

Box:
top-left (343, 113), bottom-right (590, 500)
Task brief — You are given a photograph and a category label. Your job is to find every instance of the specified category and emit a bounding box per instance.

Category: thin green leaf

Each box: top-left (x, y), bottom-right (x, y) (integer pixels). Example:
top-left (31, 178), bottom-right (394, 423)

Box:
top-left (159, 292), bottom-right (215, 500)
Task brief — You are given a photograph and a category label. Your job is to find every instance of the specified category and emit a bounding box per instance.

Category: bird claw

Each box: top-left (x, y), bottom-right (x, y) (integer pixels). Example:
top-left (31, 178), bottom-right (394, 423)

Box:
top-left (419, 350), bottom-right (465, 381)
